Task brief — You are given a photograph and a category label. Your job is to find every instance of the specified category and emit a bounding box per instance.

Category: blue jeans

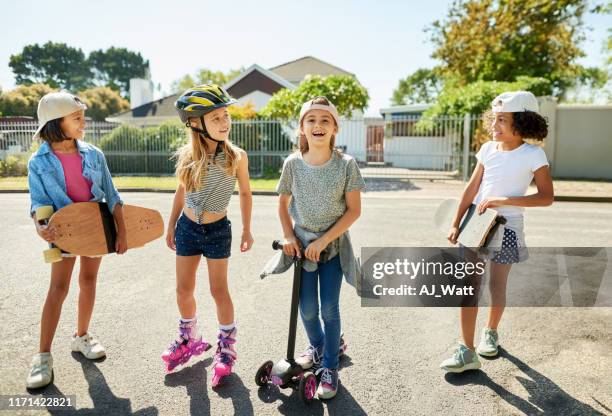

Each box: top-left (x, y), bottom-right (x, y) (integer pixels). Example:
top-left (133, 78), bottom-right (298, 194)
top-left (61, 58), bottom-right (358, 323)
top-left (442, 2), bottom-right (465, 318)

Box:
top-left (299, 255), bottom-right (343, 369)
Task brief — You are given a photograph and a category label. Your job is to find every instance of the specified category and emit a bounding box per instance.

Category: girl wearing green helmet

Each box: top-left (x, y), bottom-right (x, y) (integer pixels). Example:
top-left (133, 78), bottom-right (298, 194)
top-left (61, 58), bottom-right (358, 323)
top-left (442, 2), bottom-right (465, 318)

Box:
top-left (162, 85), bottom-right (253, 387)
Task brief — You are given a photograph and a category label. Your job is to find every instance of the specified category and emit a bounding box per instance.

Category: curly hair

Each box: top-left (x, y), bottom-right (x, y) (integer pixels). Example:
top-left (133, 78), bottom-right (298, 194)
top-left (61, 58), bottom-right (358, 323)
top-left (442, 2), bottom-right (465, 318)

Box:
top-left (483, 110), bottom-right (548, 141)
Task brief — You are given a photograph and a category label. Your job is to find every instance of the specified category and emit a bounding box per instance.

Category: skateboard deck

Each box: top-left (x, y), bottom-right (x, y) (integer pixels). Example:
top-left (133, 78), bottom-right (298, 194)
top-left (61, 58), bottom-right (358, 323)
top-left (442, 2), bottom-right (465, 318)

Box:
top-left (40, 202), bottom-right (164, 257)
top-left (434, 199), bottom-right (506, 247)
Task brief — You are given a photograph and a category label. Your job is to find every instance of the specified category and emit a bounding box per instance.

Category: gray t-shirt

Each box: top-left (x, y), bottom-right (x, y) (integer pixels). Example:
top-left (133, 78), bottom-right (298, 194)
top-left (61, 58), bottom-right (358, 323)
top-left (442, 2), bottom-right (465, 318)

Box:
top-left (276, 151), bottom-right (366, 232)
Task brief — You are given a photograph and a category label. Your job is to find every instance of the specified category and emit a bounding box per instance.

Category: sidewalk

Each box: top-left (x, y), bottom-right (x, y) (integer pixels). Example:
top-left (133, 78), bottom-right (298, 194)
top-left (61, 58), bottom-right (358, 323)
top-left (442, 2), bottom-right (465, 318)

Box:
top-left (1, 178), bottom-right (611, 202)
top-left (361, 178), bottom-right (612, 202)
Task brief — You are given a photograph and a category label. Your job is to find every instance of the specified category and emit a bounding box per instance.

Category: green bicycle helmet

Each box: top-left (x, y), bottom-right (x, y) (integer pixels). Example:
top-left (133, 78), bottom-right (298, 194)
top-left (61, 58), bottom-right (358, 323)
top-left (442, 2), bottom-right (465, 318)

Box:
top-left (175, 84), bottom-right (237, 123)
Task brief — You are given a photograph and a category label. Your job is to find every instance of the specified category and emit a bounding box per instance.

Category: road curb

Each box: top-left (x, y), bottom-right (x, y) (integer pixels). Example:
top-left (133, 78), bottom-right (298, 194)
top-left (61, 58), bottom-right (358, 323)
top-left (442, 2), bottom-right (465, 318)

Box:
top-left (1, 188), bottom-right (611, 202)
top-left (0, 188), bottom-right (279, 196)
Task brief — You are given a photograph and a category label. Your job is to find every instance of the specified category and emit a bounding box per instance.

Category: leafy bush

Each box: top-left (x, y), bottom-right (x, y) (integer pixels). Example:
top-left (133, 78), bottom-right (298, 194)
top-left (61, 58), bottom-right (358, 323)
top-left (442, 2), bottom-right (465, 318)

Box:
top-left (0, 155), bottom-right (28, 176)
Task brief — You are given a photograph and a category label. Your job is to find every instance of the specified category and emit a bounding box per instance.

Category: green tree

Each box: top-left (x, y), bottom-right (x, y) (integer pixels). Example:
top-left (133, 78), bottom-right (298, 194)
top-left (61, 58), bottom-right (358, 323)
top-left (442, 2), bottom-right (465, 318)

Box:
top-left (419, 76), bottom-right (551, 121)
top-left (260, 74), bottom-right (369, 120)
top-left (9, 42), bottom-right (92, 91)
top-left (77, 86), bottom-right (130, 121)
top-left (171, 68), bottom-right (243, 92)
top-left (392, 68), bottom-right (444, 105)
top-left (0, 83), bottom-right (56, 117)
top-left (427, 0), bottom-right (589, 95)
top-left (88, 47), bottom-right (149, 97)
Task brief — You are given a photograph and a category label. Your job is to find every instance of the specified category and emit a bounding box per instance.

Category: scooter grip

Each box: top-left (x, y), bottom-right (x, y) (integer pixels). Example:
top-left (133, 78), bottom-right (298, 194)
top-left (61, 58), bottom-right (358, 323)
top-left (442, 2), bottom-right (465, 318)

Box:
top-left (272, 240), bottom-right (284, 250)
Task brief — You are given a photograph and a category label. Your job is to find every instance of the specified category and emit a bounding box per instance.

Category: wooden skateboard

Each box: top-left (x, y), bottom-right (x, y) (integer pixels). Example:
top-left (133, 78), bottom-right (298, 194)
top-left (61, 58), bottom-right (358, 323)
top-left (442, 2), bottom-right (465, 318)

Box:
top-left (434, 198), bottom-right (506, 247)
top-left (36, 202), bottom-right (164, 263)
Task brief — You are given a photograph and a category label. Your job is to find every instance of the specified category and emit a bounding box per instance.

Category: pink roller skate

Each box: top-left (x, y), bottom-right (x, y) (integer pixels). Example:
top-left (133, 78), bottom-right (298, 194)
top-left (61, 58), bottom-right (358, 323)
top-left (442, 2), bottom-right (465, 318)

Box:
top-left (161, 319), bottom-right (211, 373)
top-left (211, 327), bottom-right (237, 387)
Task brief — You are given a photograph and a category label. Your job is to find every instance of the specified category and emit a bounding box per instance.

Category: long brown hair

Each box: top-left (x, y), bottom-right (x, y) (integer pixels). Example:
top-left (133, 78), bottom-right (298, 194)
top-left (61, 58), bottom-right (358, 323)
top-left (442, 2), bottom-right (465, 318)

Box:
top-left (174, 124), bottom-right (241, 193)
top-left (298, 96), bottom-right (341, 155)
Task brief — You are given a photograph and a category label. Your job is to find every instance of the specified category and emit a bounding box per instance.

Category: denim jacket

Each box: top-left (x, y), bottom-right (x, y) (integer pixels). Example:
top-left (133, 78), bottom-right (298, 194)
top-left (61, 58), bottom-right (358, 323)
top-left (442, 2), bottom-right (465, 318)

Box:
top-left (27, 140), bottom-right (123, 217)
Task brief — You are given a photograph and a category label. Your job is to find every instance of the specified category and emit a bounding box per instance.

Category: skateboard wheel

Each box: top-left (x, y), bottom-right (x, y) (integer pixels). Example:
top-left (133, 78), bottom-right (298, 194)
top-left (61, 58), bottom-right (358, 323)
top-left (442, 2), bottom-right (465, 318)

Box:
top-left (43, 248), bottom-right (62, 263)
top-left (35, 206), bottom-right (54, 221)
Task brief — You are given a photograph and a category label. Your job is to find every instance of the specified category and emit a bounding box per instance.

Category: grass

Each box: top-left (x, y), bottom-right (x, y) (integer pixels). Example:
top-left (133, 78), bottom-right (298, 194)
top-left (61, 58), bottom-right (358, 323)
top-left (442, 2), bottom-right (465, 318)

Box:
top-left (0, 176), bottom-right (279, 191)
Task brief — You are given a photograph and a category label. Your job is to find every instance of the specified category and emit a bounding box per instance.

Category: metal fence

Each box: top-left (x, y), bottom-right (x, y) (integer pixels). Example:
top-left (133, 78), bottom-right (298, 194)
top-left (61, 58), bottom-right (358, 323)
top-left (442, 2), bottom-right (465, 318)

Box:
top-left (365, 114), bottom-right (483, 180)
top-left (0, 115), bottom-right (484, 180)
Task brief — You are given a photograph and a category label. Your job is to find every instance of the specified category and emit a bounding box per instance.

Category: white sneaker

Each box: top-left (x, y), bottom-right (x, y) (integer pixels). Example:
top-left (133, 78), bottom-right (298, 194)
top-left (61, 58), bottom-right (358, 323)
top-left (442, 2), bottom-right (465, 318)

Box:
top-left (440, 344), bottom-right (482, 373)
top-left (476, 328), bottom-right (499, 357)
top-left (295, 345), bottom-right (322, 370)
top-left (26, 352), bottom-right (53, 389)
top-left (71, 333), bottom-right (106, 359)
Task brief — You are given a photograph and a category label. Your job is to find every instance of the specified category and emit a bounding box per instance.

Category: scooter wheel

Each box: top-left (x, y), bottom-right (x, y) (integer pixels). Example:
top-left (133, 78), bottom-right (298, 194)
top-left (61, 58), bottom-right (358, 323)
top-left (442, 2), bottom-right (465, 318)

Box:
top-left (255, 360), bottom-right (273, 387)
top-left (299, 372), bottom-right (317, 404)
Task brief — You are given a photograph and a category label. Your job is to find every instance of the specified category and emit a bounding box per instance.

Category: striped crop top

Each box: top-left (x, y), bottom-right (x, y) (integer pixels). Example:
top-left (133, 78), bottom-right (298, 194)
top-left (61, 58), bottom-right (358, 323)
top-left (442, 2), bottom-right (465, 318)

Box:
top-left (184, 152), bottom-right (237, 223)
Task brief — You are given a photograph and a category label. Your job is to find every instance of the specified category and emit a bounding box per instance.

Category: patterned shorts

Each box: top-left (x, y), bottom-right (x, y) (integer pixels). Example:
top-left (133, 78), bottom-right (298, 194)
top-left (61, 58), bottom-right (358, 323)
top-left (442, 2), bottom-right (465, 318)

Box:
top-left (175, 214), bottom-right (232, 259)
top-left (491, 228), bottom-right (521, 264)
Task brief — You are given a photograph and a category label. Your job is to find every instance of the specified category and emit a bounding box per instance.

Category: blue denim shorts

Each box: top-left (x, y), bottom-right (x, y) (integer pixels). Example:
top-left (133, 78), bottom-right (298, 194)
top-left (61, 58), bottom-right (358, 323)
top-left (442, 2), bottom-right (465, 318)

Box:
top-left (175, 214), bottom-right (232, 259)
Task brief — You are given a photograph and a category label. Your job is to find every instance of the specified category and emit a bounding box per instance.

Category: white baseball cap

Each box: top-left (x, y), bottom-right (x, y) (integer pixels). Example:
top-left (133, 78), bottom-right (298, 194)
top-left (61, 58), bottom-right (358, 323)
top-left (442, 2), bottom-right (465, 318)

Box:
top-left (34, 91), bottom-right (87, 139)
top-left (299, 97), bottom-right (340, 129)
top-left (491, 91), bottom-right (539, 113)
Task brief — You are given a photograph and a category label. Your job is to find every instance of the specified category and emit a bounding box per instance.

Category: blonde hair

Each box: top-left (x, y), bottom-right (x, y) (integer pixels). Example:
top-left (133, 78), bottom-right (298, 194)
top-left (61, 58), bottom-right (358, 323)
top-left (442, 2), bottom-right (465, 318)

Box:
top-left (297, 96), bottom-right (341, 155)
top-left (174, 126), bottom-right (241, 192)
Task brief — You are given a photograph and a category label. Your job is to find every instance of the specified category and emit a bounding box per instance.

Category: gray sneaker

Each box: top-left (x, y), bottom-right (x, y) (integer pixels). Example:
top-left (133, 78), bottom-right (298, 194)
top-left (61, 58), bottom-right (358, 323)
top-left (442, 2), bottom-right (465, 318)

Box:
top-left (476, 328), bottom-right (499, 357)
top-left (440, 344), bottom-right (481, 373)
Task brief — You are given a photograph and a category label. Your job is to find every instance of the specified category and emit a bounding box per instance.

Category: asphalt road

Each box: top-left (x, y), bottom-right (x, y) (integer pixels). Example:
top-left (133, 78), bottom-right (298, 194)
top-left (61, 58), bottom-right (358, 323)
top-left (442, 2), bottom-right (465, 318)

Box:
top-left (0, 193), bottom-right (611, 415)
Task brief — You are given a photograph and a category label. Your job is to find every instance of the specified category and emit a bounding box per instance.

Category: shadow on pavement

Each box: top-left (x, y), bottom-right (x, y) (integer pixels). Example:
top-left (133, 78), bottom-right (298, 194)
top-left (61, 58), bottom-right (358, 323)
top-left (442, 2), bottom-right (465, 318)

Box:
top-left (444, 347), bottom-right (606, 415)
top-left (26, 352), bottom-right (158, 415)
top-left (364, 178), bottom-right (422, 192)
top-left (164, 358), bottom-right (212, 416)
top-left (213, 370), bottom-right (254, 416)
top-left (255, 353), bottom-right (366, 416)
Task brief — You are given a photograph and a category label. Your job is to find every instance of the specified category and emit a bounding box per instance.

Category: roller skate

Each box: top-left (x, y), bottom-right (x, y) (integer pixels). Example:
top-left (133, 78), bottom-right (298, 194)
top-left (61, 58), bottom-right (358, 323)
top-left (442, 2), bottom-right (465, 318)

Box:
top-left (161, 319), bottom-right (211, 373)
top-left (211, 327), bottom-right (237, 387)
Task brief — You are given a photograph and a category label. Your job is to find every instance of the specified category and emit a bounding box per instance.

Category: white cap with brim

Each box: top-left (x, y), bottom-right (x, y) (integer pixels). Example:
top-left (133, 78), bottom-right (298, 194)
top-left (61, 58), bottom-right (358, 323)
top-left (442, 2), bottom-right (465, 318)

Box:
top-left (491, 91), bottom-right (539, 113)
top-left (34, 91), bottom-right (87, 139)
top-left (299, 98), bottom-right (340, 130)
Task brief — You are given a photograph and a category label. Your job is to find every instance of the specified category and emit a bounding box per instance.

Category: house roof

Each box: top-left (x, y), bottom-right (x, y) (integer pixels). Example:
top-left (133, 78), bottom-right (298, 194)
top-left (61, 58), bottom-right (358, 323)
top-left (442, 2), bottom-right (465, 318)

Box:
top-left (223, 64), bottom-right (295, 91)
top-left (109, 57), bottom-right (356, 120)
top-left (269, 56), bottom-right (354, 85)
top-left (109, 92), bottom-right (181, 120)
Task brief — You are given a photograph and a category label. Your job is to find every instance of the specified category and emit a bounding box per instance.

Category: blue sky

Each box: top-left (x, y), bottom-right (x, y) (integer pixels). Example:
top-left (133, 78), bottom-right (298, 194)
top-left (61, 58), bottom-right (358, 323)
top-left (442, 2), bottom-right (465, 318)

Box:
top-left (1, 0), bottom-right (609, 115)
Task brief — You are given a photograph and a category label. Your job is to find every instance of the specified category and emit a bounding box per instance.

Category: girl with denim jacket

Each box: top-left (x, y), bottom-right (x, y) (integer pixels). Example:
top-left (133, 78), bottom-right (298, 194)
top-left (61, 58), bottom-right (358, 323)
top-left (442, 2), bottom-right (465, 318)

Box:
top-left (26, 91), bottom-right (127, 389)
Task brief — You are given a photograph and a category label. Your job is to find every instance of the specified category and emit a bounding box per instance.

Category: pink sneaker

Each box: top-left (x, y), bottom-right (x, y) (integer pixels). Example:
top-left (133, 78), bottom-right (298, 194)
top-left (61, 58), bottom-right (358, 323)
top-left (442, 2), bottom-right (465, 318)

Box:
top-left (161, 320), bottom-right (211, 373)
top-left (211, 327), bottom-right (237, 387)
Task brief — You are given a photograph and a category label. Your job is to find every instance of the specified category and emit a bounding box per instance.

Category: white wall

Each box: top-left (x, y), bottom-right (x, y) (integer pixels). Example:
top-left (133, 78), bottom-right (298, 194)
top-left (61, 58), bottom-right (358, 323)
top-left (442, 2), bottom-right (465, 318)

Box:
top-left (552, 105), bottom-right (612, 179)
top-left (129, 78), bottom-right (155, 109)
top-left (335, 118), bottom-right (368, 161)
top-left (236, 91), bottom-right (272, 111)
top-left (384, 136), bottom-right (460, 170)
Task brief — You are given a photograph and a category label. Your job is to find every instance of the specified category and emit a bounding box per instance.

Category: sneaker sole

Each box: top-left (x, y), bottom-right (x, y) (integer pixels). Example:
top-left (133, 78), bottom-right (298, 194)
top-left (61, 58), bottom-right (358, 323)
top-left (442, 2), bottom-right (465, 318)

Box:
top-left (71, 346), bottom-right (106, 360)
top-left (318, 390), bottom-right (337, 400)
top-left (441, 361), bottom-right (482, 373)
top-left (476, 347), bottom-right (499, 357)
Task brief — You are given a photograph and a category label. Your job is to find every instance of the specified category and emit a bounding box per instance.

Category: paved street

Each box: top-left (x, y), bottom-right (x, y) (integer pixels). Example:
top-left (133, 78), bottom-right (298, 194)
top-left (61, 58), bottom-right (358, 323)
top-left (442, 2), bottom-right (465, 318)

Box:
top-left (1, 192), bottom-right (611, 415)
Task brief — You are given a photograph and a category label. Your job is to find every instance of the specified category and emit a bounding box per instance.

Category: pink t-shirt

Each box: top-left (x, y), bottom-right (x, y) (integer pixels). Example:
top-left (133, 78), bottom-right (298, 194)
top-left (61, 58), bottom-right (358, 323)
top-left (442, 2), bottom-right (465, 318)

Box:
top-left (54, 151), bottom-right (93, 203)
